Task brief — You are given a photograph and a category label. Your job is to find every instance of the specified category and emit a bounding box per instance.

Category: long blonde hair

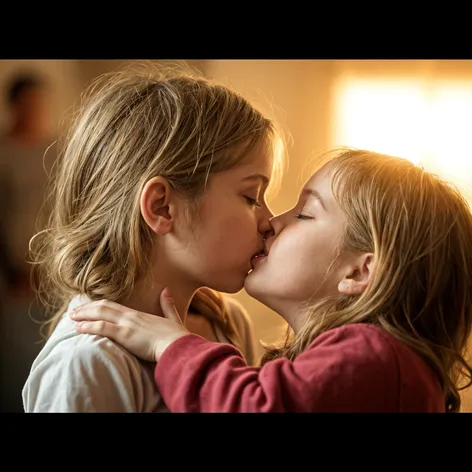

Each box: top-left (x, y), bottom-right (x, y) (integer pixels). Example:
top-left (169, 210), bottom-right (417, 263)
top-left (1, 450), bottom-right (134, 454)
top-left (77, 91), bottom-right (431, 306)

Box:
top-left (261, 148), bottom-right (472, 412)
top-left (31, 63), bottom-right (284, 352)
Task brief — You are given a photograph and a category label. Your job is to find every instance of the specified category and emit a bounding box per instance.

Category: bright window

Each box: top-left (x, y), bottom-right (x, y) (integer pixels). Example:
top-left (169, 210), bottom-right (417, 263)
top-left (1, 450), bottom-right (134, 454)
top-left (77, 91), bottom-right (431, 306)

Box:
top-left (332, 77), bottom-right (472, 201)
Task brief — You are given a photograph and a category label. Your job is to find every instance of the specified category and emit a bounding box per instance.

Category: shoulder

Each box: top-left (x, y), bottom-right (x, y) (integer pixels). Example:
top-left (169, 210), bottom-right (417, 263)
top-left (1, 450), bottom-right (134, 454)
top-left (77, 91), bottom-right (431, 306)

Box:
top-left (305, 323), bottom-right (402, 371)
top-left (308, 324), bottom-right (444, 412)
top-left (47, 323), bottom-right (141, 372)
top-left (281, 324), bottom-right (401, 411)
top-left (41, 298), bottom-right (143, 376)
top-left (309, 323), bottom-right (433, 372)
top-left (313, 323), bottom-right (395, 349)
top-left (27, 320), bottom-right (141, 377)
top-left (47, 295), bottom-right (140, 366)
top-left (300, 323), bottom-right (442, 411)
top-left (23, 298), bottom-right (143, 412)
top-left (300, 324), bottom-right (403, 395)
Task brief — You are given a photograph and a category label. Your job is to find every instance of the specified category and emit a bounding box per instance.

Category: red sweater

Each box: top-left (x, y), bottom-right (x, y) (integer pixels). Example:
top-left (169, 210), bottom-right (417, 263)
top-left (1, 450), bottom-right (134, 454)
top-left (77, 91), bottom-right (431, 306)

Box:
top-left (154, 323), bottom-right (445, 412)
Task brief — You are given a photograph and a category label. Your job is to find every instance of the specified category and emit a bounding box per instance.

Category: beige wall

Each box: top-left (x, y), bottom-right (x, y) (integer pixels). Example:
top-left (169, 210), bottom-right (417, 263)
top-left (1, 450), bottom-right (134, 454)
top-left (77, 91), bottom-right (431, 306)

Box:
top-left (330, 59), bottom-right (472, 78)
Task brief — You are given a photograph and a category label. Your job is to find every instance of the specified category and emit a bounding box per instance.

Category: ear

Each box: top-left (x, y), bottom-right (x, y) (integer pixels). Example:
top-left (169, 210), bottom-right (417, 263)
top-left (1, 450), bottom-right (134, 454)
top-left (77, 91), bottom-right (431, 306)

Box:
top-left (337, 253), bottom-right (374, 296)
top-left (140, 177), bottom-right (175, 236)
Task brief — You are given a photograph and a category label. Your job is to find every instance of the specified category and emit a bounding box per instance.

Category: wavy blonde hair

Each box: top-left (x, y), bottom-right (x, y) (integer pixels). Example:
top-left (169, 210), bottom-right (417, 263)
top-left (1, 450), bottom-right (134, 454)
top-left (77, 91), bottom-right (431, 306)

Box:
top-left (32, 62), bottom-right (284, 353)
top-left (261, 148), bottom-right (472, 412)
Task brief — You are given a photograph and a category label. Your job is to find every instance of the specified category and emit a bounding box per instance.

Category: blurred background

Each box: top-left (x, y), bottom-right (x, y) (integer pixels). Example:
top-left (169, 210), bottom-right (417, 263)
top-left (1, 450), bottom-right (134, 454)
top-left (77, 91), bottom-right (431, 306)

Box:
top-left (1, 59), bottom-right (471, 412)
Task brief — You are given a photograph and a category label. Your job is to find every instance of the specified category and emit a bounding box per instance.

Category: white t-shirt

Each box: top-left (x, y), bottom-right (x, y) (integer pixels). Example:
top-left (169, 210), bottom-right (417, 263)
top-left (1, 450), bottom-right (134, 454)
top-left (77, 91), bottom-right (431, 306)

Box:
top-left (22, 294), bottom-right (259, 413)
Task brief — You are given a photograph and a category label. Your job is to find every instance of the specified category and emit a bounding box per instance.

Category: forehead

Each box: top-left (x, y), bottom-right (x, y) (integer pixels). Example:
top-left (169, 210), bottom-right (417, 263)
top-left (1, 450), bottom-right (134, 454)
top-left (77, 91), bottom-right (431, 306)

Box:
top-left (304, 163), bottom-right (333, 192)
top-left (302, 163), bottom-right (346, 218)
top-left (231, 141), bottom-right (274, 179)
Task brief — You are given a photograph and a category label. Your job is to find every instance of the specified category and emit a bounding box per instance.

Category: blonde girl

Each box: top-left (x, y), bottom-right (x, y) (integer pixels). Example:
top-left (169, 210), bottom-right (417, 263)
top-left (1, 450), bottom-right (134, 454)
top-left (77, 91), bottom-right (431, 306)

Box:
top-left (22, 63), bottom-right (284, 412)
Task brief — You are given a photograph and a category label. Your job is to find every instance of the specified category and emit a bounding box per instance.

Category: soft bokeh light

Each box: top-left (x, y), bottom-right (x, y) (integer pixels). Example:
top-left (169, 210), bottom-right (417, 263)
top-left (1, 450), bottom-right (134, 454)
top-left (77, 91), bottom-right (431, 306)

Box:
top-left (429, 83), bottom-right (472, 197)
top-left (332, 79), bottom-right (427, 165)
top-left (332, 77), bottom-right (472, 202)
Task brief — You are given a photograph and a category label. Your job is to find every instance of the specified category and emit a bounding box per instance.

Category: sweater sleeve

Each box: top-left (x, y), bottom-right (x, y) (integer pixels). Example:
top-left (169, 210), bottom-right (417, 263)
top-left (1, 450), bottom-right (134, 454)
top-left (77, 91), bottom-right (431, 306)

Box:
top-left (154, 324), bottom-right (401, 412)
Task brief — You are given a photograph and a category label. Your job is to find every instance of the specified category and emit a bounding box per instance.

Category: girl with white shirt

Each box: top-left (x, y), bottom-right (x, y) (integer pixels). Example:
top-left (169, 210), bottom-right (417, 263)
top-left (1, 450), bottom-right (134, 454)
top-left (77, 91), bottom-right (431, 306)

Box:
top-left (22, 63), bottom-right (285, 412)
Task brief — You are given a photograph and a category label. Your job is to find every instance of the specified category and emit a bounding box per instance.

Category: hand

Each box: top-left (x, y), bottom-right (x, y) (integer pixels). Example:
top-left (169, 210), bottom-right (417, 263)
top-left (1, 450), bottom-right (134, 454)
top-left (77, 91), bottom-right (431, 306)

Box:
top-left (70, 287), bottom-right (190, 362)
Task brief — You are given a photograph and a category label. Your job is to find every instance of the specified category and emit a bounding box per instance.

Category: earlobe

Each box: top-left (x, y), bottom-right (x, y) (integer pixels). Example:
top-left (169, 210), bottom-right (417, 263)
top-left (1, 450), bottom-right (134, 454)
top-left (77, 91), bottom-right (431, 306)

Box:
top-left (338, 278), bottom-right (365, 295)
top-left (337, 253), bottom-right (374, 296)
top-left (140, 177), bottom-right (174, 236)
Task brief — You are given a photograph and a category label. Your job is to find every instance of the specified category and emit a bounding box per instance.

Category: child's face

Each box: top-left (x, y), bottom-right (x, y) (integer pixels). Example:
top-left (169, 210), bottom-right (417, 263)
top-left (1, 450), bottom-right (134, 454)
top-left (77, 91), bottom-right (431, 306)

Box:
top-left (245, 164), bottom-right (350, 326)
top-left (172, 143), bottom-right (274, 294)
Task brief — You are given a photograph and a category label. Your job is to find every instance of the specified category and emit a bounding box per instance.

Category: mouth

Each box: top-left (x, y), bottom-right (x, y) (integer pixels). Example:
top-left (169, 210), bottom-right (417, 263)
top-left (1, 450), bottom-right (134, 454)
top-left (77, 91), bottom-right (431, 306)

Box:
top-left (250, 247), bottom-right (267, 270)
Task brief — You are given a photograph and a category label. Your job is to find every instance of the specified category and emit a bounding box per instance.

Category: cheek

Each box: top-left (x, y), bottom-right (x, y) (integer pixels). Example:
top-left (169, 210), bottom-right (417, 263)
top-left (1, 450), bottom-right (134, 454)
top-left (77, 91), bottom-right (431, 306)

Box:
top-left (268, 231), bottom-right (335, 286)
top-left (201, 203), bottom-right (258, 250)
top-left (187, 206), bottom-right (259, 290)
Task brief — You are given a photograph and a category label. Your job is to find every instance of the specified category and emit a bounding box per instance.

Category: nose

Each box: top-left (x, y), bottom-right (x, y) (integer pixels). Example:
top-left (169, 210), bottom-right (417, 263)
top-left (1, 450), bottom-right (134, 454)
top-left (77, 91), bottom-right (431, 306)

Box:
top-left (258, 203), bottom-right (274, 238)
top-left (262, 215), bottom-right (281, 241)
top-left (267, 211), bottom-right (286, 236)
top-left (262, 222), bottom-right (274, 241)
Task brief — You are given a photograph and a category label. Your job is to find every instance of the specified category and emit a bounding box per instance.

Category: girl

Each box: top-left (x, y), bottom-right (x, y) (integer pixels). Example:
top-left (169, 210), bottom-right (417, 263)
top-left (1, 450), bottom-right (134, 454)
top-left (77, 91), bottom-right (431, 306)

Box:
top-left (22, 63), bottom-right (285, 412)
top-left (71, 148), bottom-right (472, 412)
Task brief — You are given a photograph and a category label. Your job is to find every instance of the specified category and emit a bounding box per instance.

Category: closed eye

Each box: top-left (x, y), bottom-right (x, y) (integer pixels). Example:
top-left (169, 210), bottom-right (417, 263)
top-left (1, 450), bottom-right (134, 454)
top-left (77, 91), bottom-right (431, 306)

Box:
top-left (245, 196), bottom-right (262, 208)
top-left (295, 213), bottom-right (313, 220)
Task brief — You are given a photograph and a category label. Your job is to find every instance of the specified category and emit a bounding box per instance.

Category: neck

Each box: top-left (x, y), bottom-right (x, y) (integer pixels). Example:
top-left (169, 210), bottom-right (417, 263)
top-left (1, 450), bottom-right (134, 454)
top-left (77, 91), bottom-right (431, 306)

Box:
top-left (122, 274), bottom-right (197, 325)
top-left (267, 302), bottom-right (307, 335)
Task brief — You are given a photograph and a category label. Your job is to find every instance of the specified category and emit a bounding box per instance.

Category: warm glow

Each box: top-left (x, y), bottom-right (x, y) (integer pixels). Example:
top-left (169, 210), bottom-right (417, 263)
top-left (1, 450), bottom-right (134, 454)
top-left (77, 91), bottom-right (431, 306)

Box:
top-left (332, 77), bottom-right (472, 201)
top-left (429, 83), bottom-right (472, 191)
top-left (332, 79), bottom-right (427, 165)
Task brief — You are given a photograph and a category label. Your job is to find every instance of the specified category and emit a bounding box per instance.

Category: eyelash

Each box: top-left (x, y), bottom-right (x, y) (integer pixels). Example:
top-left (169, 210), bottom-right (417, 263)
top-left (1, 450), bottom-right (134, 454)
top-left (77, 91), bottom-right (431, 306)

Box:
top-left (245, 196), bottom-right (262, 208)
top-left (295, 213), bottom-right (313, 220)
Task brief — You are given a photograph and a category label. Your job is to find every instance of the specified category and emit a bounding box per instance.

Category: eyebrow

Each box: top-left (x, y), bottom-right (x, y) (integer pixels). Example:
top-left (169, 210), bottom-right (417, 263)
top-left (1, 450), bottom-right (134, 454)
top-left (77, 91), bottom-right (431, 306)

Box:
top-left (242, 173), bottom-right (270, 186)
top-left (302, 188), bottom-right (326, 210)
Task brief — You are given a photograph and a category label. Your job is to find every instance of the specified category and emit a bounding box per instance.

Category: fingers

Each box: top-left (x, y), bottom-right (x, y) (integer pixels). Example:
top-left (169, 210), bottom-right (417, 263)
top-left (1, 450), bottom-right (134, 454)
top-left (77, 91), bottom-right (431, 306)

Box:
top-left (160, 287), bottom-right (183, 325)
top-left (74, 299), bottom-right (130, 315)
top-left (70, 299), bottom-right (124, 324)
top-left (75, 320), bottom-right (129, 343)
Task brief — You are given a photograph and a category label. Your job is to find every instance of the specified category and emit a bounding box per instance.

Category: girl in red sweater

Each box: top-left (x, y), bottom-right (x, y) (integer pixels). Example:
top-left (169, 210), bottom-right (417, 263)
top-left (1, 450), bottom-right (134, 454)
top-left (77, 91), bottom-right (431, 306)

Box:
top-left (71, 148), bottom-right (472, 412)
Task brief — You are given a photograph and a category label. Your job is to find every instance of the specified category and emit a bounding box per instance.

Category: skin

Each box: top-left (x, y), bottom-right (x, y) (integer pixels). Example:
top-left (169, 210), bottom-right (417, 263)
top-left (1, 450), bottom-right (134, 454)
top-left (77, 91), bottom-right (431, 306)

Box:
top-left (70, 163), bottom-right (374, 361)
top-left (244, 164), bottom-right (374, 332)
top-left (122, 141), bottom-right (274, 326)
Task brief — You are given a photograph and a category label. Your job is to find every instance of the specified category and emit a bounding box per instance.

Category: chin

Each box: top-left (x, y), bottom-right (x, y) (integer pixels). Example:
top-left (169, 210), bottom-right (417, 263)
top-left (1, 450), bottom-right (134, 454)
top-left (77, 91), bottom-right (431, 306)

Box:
top-left (244, 275), bottom-right (264, 299)
top-left (245, 275), bottom-right (278, 306)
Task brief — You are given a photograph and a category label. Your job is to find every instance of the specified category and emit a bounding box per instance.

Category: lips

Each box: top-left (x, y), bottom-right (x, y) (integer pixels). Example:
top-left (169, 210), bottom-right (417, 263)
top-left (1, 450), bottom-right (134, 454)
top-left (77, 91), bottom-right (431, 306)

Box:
top-left (250, 253), bottom-right (266, 269)
top-left (250, 247), bottom-right (267, 270)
